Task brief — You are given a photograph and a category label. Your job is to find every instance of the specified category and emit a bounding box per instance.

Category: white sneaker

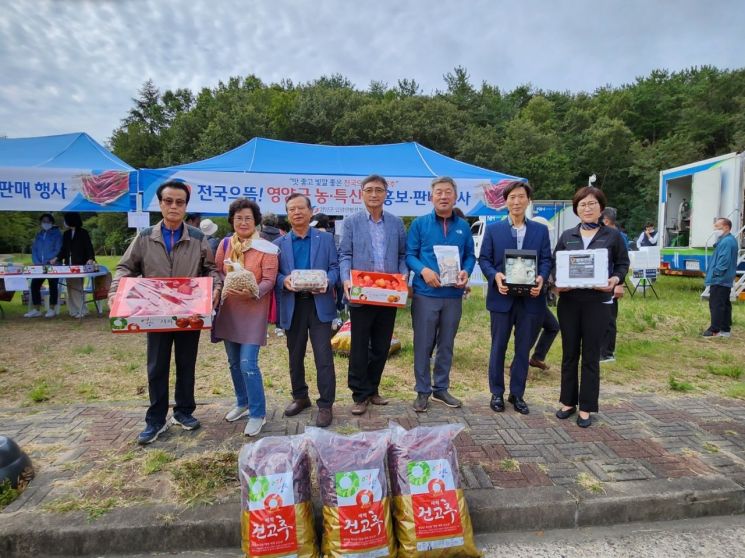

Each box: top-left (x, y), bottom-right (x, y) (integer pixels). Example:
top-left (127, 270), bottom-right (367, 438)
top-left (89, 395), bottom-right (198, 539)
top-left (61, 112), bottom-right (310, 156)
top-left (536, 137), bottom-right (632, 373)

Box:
top-left (44, 309), bottom-right (57, 318)
top-left (224, 406), bottom-right (249, 422)
top-left (275, 328), bottom-right (285, 337)
top-left (24, 309), bottom-right (42, 318)
top-left (719, 331), bottom-right (732, 338)
top-left (244, 417), bottom-right (266, 437)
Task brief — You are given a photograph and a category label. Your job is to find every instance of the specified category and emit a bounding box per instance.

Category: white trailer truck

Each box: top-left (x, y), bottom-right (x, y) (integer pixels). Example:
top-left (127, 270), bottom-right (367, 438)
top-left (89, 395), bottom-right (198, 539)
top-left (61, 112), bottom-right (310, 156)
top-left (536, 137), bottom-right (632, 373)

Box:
top-left (658, 152), bottom-right (745, 276)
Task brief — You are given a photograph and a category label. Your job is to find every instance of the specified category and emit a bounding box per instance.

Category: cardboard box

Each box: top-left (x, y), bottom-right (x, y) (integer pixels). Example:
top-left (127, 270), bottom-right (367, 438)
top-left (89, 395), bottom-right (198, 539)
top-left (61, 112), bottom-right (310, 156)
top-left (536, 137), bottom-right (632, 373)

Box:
top-left (109, 277), bottom-right (213, 333)
top-left (0, 263), bottom-right (24, 275)
top-left (46, 264), bottom-right (99, 274)
top-left (348, 270), bottom-right (408, 308)
top-left (23, 265), bottom-right (46, 274)
top-left (504, 249), bottom-right (538, 296)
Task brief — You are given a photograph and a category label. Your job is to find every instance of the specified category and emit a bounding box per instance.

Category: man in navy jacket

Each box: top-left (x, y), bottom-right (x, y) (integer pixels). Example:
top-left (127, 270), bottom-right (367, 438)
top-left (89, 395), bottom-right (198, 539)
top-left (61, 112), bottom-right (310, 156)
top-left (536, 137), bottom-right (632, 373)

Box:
top-left (339, 174), bottom-right (408, 415)
top-left (479, 181), bottom-right (552, 415)
top-left (275, 193), bottom-right (339, 427)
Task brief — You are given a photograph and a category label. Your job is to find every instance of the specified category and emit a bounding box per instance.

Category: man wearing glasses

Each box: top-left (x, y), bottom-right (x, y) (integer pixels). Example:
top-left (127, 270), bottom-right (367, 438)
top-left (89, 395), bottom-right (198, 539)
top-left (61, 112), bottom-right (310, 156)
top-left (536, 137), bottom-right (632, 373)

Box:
top-left (110, 181), bottom-right (221, 444)
top-left (339, 175), bottom-right (408, 415)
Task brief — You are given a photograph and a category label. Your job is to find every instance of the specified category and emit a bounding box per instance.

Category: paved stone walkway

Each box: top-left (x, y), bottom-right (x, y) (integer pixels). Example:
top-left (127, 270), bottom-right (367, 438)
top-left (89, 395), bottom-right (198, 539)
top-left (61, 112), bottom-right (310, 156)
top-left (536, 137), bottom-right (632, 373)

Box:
top-left (3, 393), bottom-right (745, 516)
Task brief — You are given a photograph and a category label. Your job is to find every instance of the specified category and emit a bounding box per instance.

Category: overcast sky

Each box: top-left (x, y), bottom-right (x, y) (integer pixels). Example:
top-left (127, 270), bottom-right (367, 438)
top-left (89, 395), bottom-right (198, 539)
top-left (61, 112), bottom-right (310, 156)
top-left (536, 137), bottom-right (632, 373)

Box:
top-left (1, 0), bottom-right (743, 145)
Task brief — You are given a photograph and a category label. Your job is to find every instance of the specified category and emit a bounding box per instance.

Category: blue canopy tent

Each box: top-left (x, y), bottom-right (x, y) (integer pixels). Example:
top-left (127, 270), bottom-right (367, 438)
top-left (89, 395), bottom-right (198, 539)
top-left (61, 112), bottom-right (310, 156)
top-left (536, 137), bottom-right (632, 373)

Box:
top-left (0, 133), bottom-right (136, 212)
top-left (139, 138), bottom-right (523, 217)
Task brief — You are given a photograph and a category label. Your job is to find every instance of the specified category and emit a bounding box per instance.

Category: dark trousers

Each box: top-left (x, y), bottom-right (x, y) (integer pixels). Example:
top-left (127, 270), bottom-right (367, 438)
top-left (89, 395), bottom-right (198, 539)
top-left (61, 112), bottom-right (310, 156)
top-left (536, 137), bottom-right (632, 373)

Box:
top-left (286, 296), bottom-right (336, 408)
top-left (31, 278), bottom-right (58, 306)
top-left (600, 298), bottom-right (619, 357)
top-left (709, 285), bottom-right (732, 333)
top-left (348, 305), bottom-right (397, 403)
top-left (145, 330), bottom-right (200, 426)
top-left (557, 296), bottom-right (610, 413)
top-left (488, 298), bottom-right (541, 398)
top-left (530, 306), bottom-right (560, 361)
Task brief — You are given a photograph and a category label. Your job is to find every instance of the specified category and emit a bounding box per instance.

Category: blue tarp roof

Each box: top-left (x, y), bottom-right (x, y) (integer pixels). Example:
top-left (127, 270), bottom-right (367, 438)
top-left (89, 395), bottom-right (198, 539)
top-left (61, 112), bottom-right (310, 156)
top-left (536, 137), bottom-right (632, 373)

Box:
top-left (0, 132), bottom-right (134, 170)
top-left (166, 137), bottom-right (513, 179)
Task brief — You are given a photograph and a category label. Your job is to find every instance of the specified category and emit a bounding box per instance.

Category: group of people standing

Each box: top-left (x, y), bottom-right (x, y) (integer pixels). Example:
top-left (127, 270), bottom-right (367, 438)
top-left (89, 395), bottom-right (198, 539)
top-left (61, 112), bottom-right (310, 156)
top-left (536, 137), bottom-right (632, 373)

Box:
top-left (24, 212), bottom-right (96, 319)
top-left (111, 175), bottom-right (633, 446)
top-left (479, 183), bottom-right (629, 427)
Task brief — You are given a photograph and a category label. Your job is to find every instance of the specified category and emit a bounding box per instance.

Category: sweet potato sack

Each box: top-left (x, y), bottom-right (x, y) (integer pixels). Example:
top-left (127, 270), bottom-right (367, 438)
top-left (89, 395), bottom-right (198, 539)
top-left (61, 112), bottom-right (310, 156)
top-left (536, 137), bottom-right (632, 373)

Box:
top-left (388, 423), bottom-right (481, 558)
top-left (239, 435), bottom-right (319, 558)
top-left (306, 427), bottom-right (397, 558)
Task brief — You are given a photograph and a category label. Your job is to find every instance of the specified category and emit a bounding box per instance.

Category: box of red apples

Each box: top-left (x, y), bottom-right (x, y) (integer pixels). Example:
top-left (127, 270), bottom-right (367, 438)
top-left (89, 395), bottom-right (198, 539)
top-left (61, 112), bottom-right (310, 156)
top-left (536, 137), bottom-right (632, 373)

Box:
top-left (348, 270), bottom-right (408, 308)
top-left (109, 277), bottom-right (213, 333)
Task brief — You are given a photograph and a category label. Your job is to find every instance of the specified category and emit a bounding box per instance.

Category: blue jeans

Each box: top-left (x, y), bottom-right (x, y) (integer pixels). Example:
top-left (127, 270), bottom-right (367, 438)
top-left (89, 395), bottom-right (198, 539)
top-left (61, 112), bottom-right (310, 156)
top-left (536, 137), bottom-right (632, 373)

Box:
top-left (223, 341), bottom-right (266, 418)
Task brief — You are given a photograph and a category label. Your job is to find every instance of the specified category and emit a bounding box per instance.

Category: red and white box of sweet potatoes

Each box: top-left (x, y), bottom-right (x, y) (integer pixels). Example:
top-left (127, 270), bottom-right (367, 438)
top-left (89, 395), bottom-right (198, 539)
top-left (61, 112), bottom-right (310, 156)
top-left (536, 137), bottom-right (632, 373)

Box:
top-left (109, 277), bottom-right (213, 333)
top-left (348, 270), bottom-right (408, 308)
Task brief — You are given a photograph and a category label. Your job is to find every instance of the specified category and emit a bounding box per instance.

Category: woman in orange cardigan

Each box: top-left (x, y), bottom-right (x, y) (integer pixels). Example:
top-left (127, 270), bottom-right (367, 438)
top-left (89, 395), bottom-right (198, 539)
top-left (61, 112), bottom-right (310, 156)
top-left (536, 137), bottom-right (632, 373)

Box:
top-left (213, 199), bottom-right (278, 437)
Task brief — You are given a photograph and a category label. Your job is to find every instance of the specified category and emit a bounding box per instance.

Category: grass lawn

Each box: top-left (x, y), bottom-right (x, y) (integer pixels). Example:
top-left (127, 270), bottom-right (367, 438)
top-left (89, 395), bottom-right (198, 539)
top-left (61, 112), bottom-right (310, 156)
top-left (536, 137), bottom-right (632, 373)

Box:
top-left (2, 255), bottom-right (745, 409)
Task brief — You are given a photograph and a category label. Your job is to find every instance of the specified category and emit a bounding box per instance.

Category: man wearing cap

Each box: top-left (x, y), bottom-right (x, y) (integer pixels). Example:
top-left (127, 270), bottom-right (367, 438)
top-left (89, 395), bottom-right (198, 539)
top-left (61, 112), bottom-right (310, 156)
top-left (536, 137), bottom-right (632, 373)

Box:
top-left (339, 174), bottom-right (407, 415)
top-left (110, 181), bottom-right (221, 445)
top-left (199, 218), bottom-right (220, 256)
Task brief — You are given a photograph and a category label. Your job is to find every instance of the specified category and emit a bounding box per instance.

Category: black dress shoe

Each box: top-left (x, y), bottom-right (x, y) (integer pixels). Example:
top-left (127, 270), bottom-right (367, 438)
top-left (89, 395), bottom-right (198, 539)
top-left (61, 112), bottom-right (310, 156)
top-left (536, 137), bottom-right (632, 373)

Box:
top-left (284, 397), bottom-right (312, 417)
top-left (555, 406), bottom-right (577, 420)
top-left (507, 394), bottom-right (530, 415)
top-left (490, 394), bottom-right (505, 413)
top-left (576, 414), bottom-right (592, 428)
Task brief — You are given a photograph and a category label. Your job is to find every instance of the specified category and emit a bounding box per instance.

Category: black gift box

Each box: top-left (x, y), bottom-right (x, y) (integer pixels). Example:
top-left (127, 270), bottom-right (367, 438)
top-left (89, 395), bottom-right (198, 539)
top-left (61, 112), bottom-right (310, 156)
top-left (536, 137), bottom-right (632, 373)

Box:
top-left (504, 249), bottom-right (538, 296)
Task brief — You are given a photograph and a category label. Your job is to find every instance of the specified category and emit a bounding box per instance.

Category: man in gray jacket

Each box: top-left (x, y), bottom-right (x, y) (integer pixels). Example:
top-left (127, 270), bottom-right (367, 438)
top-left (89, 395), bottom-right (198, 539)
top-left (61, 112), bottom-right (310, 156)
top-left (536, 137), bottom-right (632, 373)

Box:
top-left (110, 181), bottom-right (221, 444)
top-left (339, 174), bottom-right (407, 415)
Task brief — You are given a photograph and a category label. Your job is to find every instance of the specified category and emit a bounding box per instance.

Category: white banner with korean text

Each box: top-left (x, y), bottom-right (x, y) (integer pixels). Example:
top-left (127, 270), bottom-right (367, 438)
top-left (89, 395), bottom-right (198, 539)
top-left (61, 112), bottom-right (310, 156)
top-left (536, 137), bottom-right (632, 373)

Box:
top-left (140, 169), bottom-right (507, 217)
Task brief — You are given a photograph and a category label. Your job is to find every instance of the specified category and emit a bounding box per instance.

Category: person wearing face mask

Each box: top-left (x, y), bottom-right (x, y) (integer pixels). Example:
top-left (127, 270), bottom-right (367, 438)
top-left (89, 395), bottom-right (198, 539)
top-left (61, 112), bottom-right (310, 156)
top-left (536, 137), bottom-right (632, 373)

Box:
top-left (25, 214), bottom-right (63, 318)
top-left (553, 187), bottom-right (629, 428)
top-left (703, 218), bottom-right (738, 338)
top-left (55, 212), bottom-right (96, 318)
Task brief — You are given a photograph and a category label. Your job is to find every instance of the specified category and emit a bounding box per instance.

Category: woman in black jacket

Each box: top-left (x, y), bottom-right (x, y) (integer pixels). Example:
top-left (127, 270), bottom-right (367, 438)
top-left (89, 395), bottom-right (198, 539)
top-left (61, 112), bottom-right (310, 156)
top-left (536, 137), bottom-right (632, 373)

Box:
top-left (56, 212), bottom-right (95, 318)
top-left (554, 187), bottom-right (629, 427)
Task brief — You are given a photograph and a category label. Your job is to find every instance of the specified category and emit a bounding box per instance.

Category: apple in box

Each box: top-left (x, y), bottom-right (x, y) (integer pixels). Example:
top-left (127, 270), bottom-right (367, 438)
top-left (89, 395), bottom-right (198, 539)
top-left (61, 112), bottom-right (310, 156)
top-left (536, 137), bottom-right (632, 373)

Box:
top-left (349, 270), bottom-right (408, 308)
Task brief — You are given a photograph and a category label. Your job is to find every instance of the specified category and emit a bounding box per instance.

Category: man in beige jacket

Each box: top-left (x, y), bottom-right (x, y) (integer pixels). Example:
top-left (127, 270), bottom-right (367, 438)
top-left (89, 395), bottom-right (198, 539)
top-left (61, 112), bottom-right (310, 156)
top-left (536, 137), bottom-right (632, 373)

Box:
top-left (110, 181), bottom-right (221, 444)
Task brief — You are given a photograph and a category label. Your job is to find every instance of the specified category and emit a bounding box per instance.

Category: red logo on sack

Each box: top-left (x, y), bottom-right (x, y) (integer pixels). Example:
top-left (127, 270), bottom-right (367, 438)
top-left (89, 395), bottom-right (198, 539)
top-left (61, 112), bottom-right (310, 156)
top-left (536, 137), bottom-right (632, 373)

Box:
top-left (248, 506), bottom-right (298, 556)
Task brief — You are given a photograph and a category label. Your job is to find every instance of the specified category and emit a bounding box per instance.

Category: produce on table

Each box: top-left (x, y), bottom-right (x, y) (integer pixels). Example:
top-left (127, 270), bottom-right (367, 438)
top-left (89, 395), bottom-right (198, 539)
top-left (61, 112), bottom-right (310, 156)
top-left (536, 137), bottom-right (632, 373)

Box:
top-left (239, 435), bottom-right (319, 558)
top-left (388, 423), bottom-right (480, 558)
top-left (80, 170), bottom-right (130, 205)
top-left (306, 427), bottom-right (396, 558)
